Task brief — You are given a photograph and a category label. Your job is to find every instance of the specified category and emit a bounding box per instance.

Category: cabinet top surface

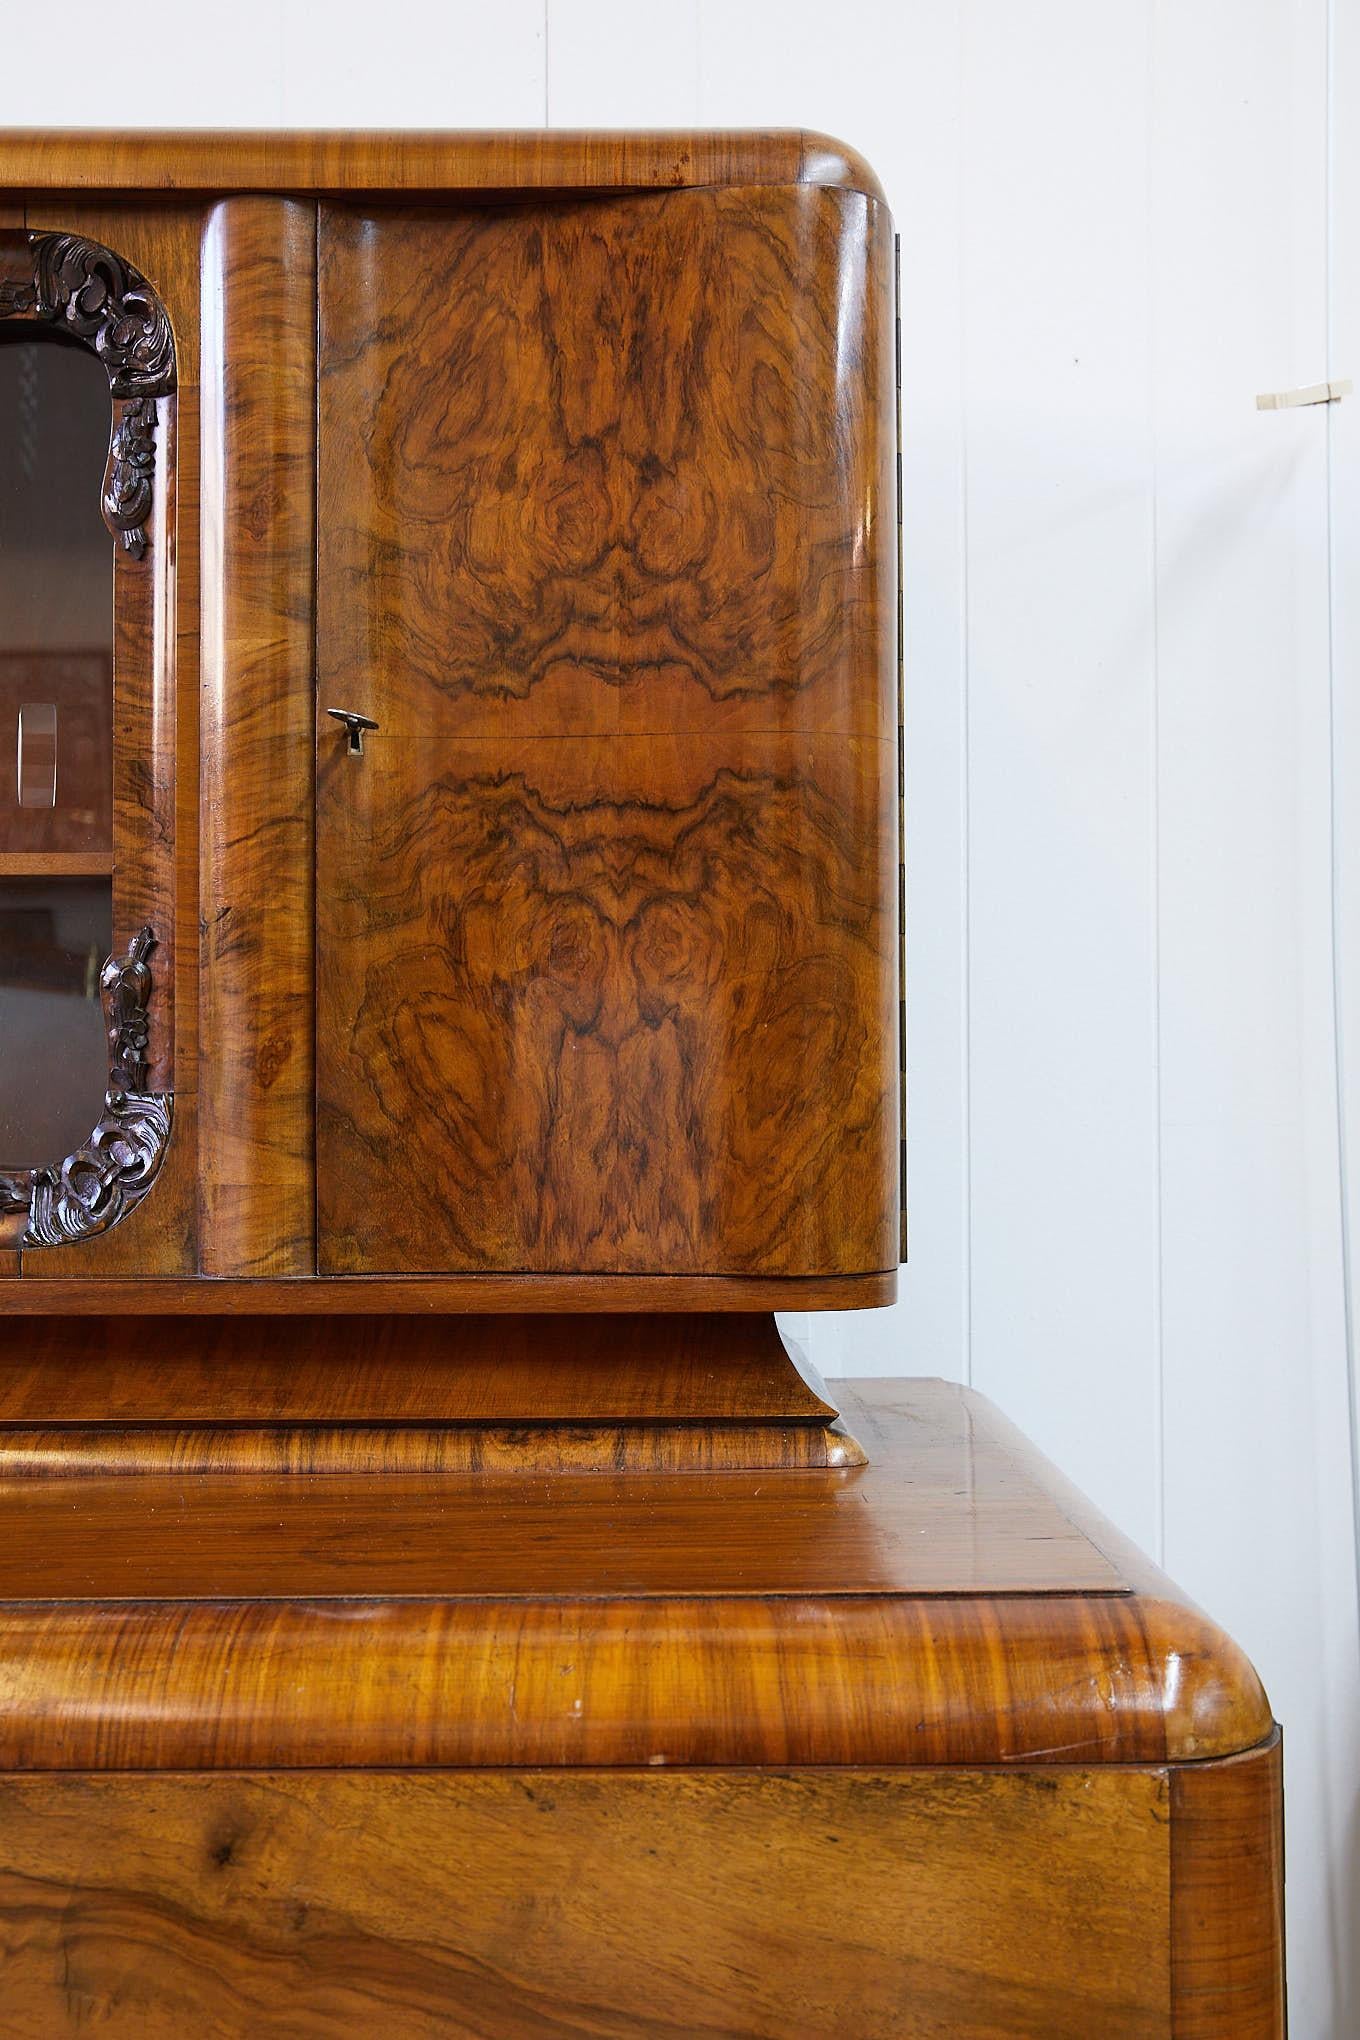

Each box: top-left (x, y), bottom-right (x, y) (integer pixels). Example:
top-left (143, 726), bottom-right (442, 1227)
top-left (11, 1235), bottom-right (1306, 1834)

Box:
top-left (0, 128), bottom-right (887, 202)
top-left (0, 1380), bottom-right (1272, 1769)
top-left (0, 1379), bottom-right (1112, 1601)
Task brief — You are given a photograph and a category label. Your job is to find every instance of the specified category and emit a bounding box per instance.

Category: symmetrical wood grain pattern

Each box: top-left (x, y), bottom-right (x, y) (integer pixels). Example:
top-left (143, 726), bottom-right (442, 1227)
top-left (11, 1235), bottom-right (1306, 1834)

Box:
top-left (317, 186), bottom-right (898, 1277)
top-left (0, 1766), bottom-right (1172, 2039)
top-left (0, 1382), bottom-right (1272, 1770)
top-left (1171, 1732), bottom-right (1286, 2038)
top-left (320, 736), bottom-right (896, 1274)
top-left (0, 128), bottom-right (886, 202)
top-left (199, 198), bottom-right (316, 1276)
top-left (318, 190), bottom-right (893, 744)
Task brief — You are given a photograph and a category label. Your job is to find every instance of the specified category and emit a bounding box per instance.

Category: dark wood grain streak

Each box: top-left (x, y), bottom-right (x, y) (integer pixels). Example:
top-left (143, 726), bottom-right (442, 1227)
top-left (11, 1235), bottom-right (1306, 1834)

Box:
top-left (0, 1768), bottom-right (1171, 2039)
top-left (316, 186), bottom-right (898, 1277)
top-left (199, 198), bottom-right (317, 1276)
top-left (0, 128), bottom-right (886, 202)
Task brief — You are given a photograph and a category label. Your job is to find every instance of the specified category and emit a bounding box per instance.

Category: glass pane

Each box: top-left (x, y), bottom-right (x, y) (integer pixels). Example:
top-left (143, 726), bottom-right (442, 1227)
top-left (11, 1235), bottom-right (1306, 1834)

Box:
top-left (0, 325), bottom-right (115, 1171)
top-left (0, 880), bottom-right (111, 1165)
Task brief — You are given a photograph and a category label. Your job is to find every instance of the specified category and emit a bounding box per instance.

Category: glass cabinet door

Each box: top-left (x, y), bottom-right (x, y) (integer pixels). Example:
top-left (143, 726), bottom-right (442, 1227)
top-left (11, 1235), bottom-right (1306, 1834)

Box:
top-left (0, 327), bottom-right (114, 1173)
top-left (0, 227), bottom-right (177, 1250)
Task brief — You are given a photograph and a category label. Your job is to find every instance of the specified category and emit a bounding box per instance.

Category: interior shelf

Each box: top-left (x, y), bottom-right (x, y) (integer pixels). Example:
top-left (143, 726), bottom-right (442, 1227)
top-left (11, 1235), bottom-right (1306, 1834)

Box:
top-left (0, 851), bottom-right (113, 879)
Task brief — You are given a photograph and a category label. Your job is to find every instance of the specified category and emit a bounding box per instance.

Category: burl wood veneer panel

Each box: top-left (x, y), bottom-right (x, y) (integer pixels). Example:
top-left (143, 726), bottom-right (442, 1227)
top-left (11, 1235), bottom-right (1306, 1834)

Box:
top-left (0, 1768), bottom-right (1171, 2039)
top-left (316, 185), bottom-right (898, 1277)
top-left (318, 734), bottom-right (897, 1274)
top-left (199, 197), bottom-right (316, 1276)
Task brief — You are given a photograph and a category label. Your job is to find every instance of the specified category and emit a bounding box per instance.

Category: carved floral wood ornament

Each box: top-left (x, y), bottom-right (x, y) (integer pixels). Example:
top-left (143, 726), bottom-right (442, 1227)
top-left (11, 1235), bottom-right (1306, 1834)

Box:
top-left (0, 229), bottom-right (176, 557)
top-left (0, 929), bottom-right (173, 1247)
top-left (0, 229), bottom-right (176, 1245)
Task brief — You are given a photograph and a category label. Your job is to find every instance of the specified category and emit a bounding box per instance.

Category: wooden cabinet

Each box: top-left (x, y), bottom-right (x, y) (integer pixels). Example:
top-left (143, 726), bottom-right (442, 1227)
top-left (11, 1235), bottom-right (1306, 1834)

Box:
top-left (0, 132), bottom-right (1283, 2038)
top-left (0, 138), bottom-right (899, 1301)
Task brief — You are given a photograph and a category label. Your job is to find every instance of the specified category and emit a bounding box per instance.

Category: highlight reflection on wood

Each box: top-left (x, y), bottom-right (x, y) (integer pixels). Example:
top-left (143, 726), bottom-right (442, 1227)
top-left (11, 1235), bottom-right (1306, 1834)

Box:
top-left (199, 197), bottom-right (317, 1277)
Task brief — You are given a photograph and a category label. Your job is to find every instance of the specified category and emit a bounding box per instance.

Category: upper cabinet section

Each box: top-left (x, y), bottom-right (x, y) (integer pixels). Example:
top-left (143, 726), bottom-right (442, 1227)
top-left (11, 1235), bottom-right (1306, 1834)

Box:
top-left (0, 138), bottom-right (899, 1302)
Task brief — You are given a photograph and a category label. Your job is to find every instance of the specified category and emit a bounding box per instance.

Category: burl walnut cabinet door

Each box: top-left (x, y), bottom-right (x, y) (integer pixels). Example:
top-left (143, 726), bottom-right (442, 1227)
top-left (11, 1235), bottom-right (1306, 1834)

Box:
top-left (316, 187), bottom-right (898, 1276)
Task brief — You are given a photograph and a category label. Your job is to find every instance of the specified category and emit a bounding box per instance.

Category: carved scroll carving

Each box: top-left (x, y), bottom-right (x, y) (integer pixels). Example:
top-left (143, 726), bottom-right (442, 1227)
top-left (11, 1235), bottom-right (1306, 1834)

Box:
top-left (0, 929), bottom-right (173, 1248)
top-left (0, 230), bottom-right (176, 557)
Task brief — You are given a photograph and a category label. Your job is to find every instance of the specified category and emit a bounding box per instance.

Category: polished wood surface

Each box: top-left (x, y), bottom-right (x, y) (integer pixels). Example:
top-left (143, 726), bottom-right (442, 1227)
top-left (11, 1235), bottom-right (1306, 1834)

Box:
top-left (6, 148), bottom-right (899, 1294)
top-left (0, 128), bottom-right (886, 202)
top-left (0, 1765), bottom-right (1174, 2039)
top-left (0, 1382), bottom-right (1271, 1770)
top-left (0, 1311), bottom-right (836, 1422)
top-left (0, 1268), bottom-right (895, 1310)
top-left (1171, 1733), bottom-right (1286, 2038)
top-left (0, 1593), bottom-right (1269, 1774)
top-left (0, 1312), bottom-right (864, 1472)
top-left (0, 1420), bottom-right (866, 1476)
top-left (199, 198), bottom-right (316, 1276)
top-left (316, 186), bottom-right (897, 1277)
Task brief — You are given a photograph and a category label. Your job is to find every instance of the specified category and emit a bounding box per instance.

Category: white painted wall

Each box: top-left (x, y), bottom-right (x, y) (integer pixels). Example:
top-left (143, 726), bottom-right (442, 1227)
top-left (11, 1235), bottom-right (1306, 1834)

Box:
top-left (6, 3), bottom-right (1358, 2028)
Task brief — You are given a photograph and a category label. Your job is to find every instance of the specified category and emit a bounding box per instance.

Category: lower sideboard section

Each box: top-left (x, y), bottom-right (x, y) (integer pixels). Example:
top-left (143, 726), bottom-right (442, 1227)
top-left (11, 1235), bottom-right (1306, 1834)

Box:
top-left (0, 1743), bottom-right (1283, 2038)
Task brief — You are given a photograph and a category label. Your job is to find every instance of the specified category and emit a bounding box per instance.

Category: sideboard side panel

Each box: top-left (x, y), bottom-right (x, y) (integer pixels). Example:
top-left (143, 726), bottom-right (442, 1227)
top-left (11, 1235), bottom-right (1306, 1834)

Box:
top-left (1170, 1732), bottom-right (1286, 2038)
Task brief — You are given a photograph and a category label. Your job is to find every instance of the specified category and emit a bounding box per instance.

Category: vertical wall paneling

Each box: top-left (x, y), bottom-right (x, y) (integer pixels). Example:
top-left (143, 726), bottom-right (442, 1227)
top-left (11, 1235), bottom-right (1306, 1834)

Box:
top-left (546, 1), bottom-right (699, 125)
top-left (199, 200), bottom-right (317, 1276)
top-left (0, 2), bottom-right (549, 128)
top-left (277, 0), bottom-right (547, 126)
top-left (954, 2), bottom-right (1161, 1553)
top-left (1324, 0), bottom-right (1360, 2027)
top-left (1150, 0), bottom-right (1351, 2027)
